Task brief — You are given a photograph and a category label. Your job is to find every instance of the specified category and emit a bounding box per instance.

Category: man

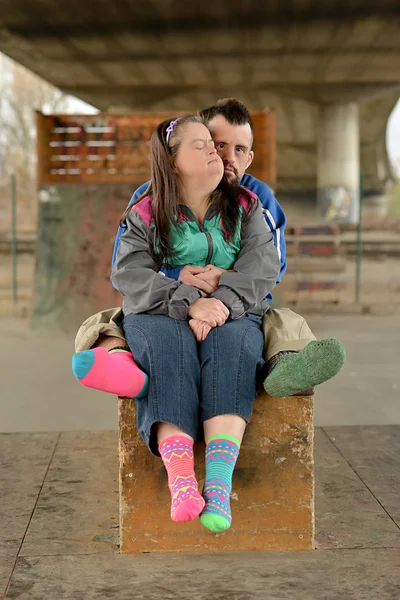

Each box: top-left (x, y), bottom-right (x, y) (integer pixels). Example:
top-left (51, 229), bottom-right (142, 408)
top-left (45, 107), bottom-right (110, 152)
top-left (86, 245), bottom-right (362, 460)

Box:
top-left (72, 99), bottom-right (345, 398)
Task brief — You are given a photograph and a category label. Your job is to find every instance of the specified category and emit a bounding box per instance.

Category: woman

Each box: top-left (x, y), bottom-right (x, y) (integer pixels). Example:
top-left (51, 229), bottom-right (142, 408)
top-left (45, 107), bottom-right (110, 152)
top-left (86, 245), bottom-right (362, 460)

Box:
top-left (111, 114), bottom-right (280, 533)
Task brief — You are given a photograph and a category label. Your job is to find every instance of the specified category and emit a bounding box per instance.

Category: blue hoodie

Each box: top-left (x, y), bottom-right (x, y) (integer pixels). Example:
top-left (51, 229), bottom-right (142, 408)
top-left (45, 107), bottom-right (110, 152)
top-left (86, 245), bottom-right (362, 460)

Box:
top-left (111, 174), bottom-right (286, 300)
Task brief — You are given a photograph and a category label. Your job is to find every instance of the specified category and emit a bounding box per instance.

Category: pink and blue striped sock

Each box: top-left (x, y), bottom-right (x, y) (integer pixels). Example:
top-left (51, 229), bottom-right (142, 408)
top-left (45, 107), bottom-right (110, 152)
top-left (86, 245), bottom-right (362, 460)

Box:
top-left (159, 435), bottom-right (205, 523)
top-left (200, 434), bottom-right (240, 533)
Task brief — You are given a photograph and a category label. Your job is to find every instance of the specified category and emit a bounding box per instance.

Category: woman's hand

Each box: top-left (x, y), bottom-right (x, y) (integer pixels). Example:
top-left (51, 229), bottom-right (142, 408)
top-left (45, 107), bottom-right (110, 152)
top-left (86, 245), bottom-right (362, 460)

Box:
top-left (189, 319), bottom-right (212, 342)
top-left (178, 265), bottom-right (216, 295)
top-left (194, 265), bottom-right (226, 292)
top-left (187, 298), bottom-right (229, 327)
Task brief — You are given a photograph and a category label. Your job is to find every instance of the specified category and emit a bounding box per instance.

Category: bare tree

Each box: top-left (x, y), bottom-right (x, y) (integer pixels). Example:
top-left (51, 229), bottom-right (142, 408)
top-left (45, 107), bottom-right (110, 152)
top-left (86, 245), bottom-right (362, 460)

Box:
top-left (0, 53), bottom-right (95, 230)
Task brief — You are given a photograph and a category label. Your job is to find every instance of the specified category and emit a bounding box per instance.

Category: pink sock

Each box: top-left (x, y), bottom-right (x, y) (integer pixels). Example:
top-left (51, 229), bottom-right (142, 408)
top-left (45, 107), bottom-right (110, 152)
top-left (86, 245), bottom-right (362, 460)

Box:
top-left (159, 435), bottom-right (205, 522)
top-left (72, 347), bottom-right (148, 398)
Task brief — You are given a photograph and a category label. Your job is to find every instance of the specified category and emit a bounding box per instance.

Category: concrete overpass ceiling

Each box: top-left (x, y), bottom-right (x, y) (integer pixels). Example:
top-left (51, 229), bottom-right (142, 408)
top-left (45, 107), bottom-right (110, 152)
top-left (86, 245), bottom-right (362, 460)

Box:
top-left (0, 1), bottom-right (399, 196)
top-left (1, 4), bottom-right (400, 109)
top-left (1, 1), bottom-right (399, 30)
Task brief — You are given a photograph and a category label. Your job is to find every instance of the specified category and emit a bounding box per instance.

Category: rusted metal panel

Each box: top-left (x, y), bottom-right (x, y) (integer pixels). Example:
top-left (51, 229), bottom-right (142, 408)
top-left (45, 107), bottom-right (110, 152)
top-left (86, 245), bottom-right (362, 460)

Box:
top-left (118, 390), bottom-right (314, 553)
top-left (262, 109), bottom-right (277, 188)
top-left (36, 111), bottom-right (276, 187)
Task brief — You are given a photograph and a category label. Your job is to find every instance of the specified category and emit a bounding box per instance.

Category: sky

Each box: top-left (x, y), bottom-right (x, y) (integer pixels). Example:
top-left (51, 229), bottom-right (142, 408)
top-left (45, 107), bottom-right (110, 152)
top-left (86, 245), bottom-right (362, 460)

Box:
top-left (70, 95), bottom-right (400, 163)
top-left (387, 99), bottom-right (400, 162)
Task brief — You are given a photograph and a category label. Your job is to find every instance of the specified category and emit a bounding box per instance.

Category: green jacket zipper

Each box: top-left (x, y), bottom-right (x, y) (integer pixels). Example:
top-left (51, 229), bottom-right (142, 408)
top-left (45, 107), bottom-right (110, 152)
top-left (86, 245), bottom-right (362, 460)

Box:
top-left (198, 224), bottom-right (213, 264)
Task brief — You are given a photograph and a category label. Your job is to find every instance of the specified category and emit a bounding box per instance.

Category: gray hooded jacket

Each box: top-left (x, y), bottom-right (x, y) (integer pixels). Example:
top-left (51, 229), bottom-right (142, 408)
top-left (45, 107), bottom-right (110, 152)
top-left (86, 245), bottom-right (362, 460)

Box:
top-left (111, 194), bottom-right (280, 321)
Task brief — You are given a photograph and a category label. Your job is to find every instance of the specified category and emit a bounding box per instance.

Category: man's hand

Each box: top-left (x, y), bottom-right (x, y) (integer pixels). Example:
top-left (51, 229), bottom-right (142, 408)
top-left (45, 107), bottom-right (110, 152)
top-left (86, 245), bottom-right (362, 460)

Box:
top-left (194, 265), bottom-right (226, 291)
top-left (179, 265), bottom-right (215, 295)
top-left (187, 298), bottom-right (229, 327)
top-left (189, 319), bottom-right (212, 342)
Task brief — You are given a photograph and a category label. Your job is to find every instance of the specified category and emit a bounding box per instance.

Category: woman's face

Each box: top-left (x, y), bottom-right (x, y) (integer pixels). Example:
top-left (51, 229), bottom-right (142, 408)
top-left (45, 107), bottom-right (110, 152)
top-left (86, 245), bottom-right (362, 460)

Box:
top-left (174, 122), bottom-right (224, 190)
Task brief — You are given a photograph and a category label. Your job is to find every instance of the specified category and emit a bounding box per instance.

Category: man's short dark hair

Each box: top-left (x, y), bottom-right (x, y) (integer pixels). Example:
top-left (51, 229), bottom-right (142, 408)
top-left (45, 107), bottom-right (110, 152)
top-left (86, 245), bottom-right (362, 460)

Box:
top-left (200, 98), bottom-right (254, 145)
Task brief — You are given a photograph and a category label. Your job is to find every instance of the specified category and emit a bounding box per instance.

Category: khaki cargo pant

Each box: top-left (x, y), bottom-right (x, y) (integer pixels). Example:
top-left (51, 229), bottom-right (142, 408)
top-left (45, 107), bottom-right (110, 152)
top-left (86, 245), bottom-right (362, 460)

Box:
top-left (74, 306), bottom-right (316, 360)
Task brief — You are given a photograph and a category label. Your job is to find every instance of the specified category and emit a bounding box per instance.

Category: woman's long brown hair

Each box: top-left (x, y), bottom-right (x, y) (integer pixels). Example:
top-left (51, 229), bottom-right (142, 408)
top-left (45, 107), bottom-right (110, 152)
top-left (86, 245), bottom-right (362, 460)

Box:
top-left (120, 115), bottom-right (255, 267)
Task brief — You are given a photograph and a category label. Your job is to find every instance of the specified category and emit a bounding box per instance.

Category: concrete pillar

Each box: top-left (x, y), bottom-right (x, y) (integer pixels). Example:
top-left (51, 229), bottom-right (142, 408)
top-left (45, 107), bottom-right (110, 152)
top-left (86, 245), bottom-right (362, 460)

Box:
top-left (317, 103), bottom-right (360, 224)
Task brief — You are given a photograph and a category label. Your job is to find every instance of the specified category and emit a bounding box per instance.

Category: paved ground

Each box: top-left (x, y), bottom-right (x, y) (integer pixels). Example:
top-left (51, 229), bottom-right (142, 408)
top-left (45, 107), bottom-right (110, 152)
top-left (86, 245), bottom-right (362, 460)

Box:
top-left (1, 314), bottom-right (400, 598)
top-left (1, 314), bottom-right (399, 433)
top-left (1, 426), bottom-right (399, 599)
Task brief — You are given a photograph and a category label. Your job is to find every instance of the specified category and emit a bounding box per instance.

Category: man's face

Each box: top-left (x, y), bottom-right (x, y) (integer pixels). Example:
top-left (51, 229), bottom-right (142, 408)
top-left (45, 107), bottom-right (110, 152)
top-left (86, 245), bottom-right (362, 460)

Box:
top-left (207, 115), bottom-right (254, 183)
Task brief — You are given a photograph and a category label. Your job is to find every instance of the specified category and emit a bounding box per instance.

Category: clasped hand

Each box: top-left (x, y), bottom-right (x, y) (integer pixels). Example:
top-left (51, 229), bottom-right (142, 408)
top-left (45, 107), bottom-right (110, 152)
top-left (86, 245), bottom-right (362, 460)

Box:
top-left (180, 265), bottom-right (228, 342)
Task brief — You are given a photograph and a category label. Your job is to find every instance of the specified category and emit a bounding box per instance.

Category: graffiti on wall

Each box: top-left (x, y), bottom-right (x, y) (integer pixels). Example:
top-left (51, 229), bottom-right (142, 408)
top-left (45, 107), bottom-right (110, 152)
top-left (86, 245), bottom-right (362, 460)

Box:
top-left (319, 185), bottom-right (357, 224)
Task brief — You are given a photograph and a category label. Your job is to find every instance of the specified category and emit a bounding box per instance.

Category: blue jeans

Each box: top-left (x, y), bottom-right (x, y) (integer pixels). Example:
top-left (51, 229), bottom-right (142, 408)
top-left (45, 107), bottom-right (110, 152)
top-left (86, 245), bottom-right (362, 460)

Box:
top-left (123, 313), bottom-right (265, 455)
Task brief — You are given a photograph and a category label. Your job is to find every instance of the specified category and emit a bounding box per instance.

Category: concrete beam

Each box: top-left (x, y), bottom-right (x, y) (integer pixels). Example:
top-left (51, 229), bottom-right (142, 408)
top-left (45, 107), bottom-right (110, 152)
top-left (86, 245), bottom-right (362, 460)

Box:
top-left (0, 6), bottom-right (399, 200)
top-left (2, 5), bottom-right (400, 35)
top-left (58, 84), bottom-right (400, 112)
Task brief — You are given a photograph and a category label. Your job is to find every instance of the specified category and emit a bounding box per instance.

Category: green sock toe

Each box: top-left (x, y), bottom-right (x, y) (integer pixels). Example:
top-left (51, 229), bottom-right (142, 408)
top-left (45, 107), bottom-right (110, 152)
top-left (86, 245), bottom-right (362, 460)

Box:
top-left (264, 338), bottom-right (346, 398)
top-left (200, 513), bottom-right (231, 533)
